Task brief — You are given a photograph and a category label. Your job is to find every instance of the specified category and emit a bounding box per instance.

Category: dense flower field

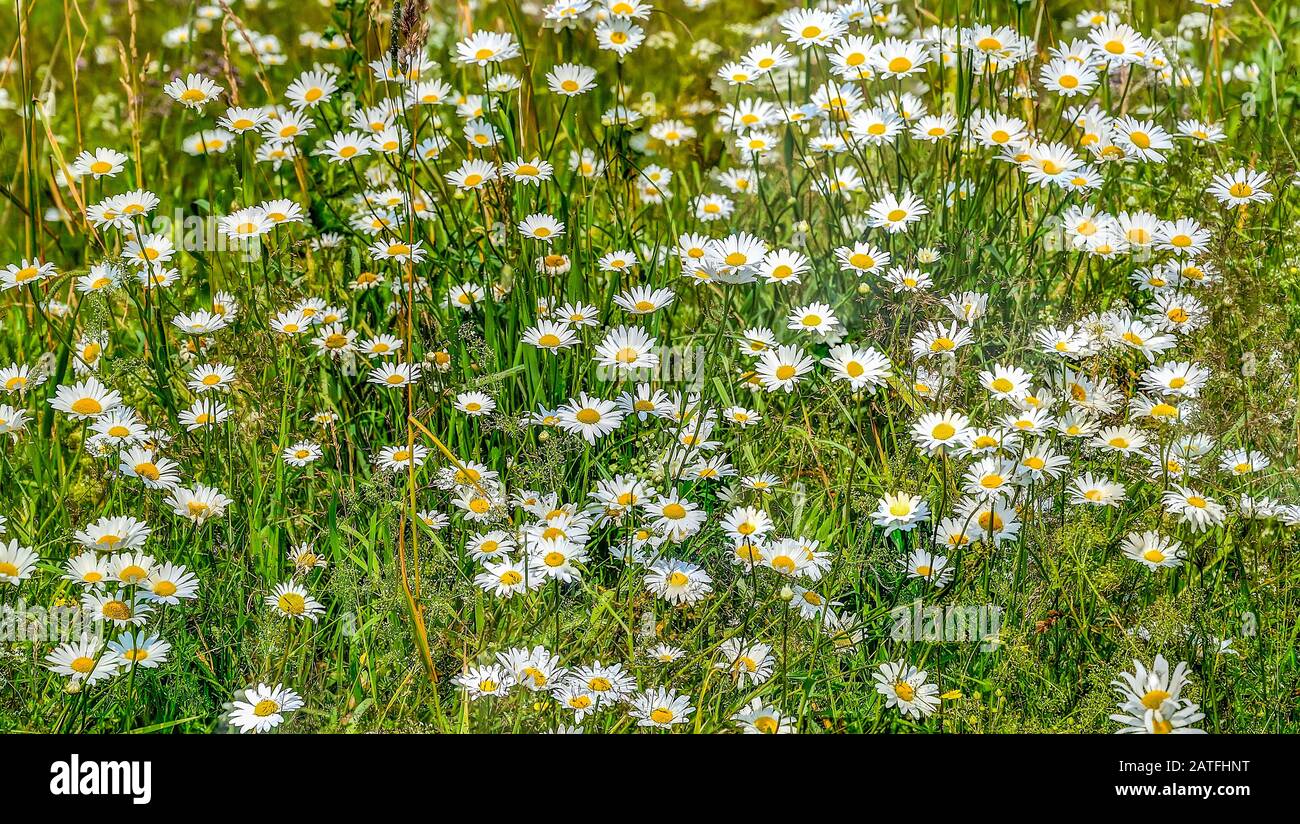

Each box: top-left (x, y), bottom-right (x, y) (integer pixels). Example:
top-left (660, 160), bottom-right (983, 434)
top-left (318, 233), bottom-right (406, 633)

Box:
top-left (1, 0), bottom-right (1299, 733)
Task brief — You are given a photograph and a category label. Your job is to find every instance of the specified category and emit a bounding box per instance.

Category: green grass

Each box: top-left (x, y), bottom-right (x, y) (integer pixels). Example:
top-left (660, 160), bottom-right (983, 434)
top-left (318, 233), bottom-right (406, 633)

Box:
top-left (0, 0), bottom-right (1299, 733)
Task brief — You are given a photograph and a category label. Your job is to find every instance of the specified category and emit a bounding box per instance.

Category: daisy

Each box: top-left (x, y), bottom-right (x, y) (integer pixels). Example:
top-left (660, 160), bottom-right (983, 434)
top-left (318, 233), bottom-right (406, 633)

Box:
top-left (911, 321), bottom-right (974, 358)
top-left (446, 159), bottom-right (498, 191)
top-left (868, 191), bottom-right (928, 233)
top-left (874, 660), bottom-right (939, 719)
top-left (903, 550), bottom-right (953, 588)
top-left (82, 590), bottom-right (153, 627)
top-left (715, 639), bottom-right (774, 687)
top-left (1221, 448), bottom-right (1269, 476)
top-left (455, 391), bottom-right (496, 416)
top-left (164, 73), bottom-right (223, 109)
top-left (318, 130), bottom-right (373, 163)
top-left (912, 410), bottom-right (971, 453)
top-left (1206, 167), bottom-right (1272, 206)
top-left (755, 345), bottom-right (815, 393)
top-left (71, 147), bottom-right (129, 179)
top-left (49, 376), bottom-right (122, 419)
top-left (547, 63), bottom-right (597, 96)
top-left (143, 562), bottom-right (200, 604)
top-left (266, 581), bottom-right (325, 621)
top-left (557, 393), bottom-right (624, 443)
top-left (179, 398), bottom-right (229, 431)
top-left (63, 551), bottom-right (111, 588)
top-left (285, 69), bottom-right (339, 108)
top-left (980, 363), bottom-right (1033, 400)
top-left (518, 213), bottom-right (564, 242)
top-left (523, 321), bottom-right (580, 352)
top-left (45, 636), bottom-right (122, 684)
top-left (366, 361), bottom-right (420, 389)
top-left (165, 484), bottom-right (233, 523)
top-left (645, 557), bottom-right (712, 604)
top-left (475, 557), bottom-right (543, 598)
top-left (527, 535), bottom-right (590, 579)
top-left (1114, 116), bottom-right (1172, 162)
top-left (872, 492), bottom-right (931, 535)
top-left (228, 683), bottom-right (304, 733)
top-left (218, 106), bottom-right (269, 133)
top-left (759, 249), bottom-right (809, 285)
top-left (1040, 58), bottom-right (1098, 96)
top-left (0, 539), bottom-right (37, 586)
top-left (594, 325), bottom-right (660, 371)
top-left (733, 699), bottom-right (794, 734)
top-left (787, 302), bottom-right (839, 336)
top-left (0, 404), bottom-right (30, 437)
top-left (503, 156), bottom-right (554, 186)
top-left (283, 441), bottom-right (322, 467)
top-left (1162, 486), bottom-right (1226, 532)
top-left (835, 241), bottom-right (891, 275)
top-left (1121, 531), bottom-right (1184, 570)
top-left (613, 286), bottom-right (675, 315)
top-left (1070, 473), bottom-right (1126, 507)
top-left (119, 446), bottom-right (181, 489)
top-left (595, 20), bottom-right (645, 57)
top-left (821, 345), bottom-right (891, 390)
top-left (455, 31), bottom-right (520, 65)
top-left (629, 687), bottom-right (694, 728)
top-left (871, 37), bottom-right (932, 78)
top-left (374, 444), bottom-right (430, 473)
top-left (109, 632), bottom-right (171, 669)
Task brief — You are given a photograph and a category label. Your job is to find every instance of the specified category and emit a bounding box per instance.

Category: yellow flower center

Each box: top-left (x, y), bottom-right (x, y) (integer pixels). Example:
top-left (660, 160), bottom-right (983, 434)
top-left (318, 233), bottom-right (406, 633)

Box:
top-left (1141, 689), bottom-right (1170, 710)
top-left (71, 397), bottom-right (103, 415)
top-left (253, 699), bottom-right (279, 717)
top-left (277, 592), bottom-right (306, 615)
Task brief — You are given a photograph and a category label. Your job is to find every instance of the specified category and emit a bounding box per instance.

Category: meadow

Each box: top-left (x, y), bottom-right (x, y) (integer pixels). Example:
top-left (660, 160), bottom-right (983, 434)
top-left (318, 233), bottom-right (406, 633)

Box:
top-left (1, 0), bottom-right (1299, 734)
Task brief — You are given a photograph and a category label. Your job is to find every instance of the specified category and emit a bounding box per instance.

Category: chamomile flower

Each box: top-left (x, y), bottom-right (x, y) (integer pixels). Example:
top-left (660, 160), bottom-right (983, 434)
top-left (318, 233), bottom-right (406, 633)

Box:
top-left (872, 492), bottom-right (930, 534)
top-left (1162, 486), bottom-right (1226, 532)
top-left (46, 636), bottom-right (121, 684)
top-left (0, 539), bottom-right (37, 586)
top-left (164, 73), bottom-right (223, 109)
top-left (1206, 167), bottom-right (1272, 206)
top-left (629, 687), bottom-right (694, 728)
top-left (1121, 531), bottom-right (1184, 570)
top-left (228, 683), bottom-right (304, 733)
top-left (874, 660), bottom-right (939, 719)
